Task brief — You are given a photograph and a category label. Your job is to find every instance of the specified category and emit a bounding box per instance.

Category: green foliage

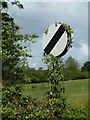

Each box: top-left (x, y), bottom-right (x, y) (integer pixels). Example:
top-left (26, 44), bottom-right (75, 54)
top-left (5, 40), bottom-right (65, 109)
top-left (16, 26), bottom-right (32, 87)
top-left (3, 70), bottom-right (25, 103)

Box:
top-left (62, 57), bottom-right (89, 80)
top-left (62, 107), bottom-right (88, 120)
top-left (2, 0), bottom-right (24, 9)
top-left (2, 81), bottom-right (88, 119)
top-left (24, 67), bottom-right (49, 83)
top-left (64, 56), bottom-right (80, 69)
top-left (2, 1), bottom-right (39, 81)
top-left (11, 0), bottom-right (24, 9)
top-left (81, 61), bottom-right (90, 72)
top-left (15, 57), bottom-right (89, 84)
top-left (2, 85), bottom-right (34, 119)
top-left (43, 54), bottom-right (67, 119)
top-left (81, 61), bottom-right (90, 78)
top-left (63, 56), bottom-right (87, 80)
top-left (2, 1), bottom-right (8, 9)
top-left (62, 23), bottom-right (73, 49)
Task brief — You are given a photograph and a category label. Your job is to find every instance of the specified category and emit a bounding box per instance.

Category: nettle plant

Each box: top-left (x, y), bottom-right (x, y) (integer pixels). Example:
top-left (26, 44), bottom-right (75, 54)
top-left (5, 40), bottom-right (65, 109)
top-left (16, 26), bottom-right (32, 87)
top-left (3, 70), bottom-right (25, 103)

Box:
top-left (43, 22), bottom-right (73, 118)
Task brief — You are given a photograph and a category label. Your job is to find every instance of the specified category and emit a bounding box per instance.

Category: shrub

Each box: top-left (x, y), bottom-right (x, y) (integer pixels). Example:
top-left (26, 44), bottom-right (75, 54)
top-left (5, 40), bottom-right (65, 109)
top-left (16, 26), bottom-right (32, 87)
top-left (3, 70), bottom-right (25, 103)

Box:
top-left (63, 107), bottom-right (88, 120)
top-left (2, 85), bottom-right (88, 120)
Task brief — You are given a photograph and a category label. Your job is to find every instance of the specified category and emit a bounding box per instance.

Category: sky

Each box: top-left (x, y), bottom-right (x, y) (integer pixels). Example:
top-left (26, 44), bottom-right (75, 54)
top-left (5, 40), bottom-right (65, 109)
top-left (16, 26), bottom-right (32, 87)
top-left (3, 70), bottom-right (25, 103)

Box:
top-left (8, 1), bottom-right (88, 69)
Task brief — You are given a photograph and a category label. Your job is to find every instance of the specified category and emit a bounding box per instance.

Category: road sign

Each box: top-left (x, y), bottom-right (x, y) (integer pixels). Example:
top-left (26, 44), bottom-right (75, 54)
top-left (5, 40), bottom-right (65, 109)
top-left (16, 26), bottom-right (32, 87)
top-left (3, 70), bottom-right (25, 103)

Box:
top-left (42, 23), bottom-right (70, 57)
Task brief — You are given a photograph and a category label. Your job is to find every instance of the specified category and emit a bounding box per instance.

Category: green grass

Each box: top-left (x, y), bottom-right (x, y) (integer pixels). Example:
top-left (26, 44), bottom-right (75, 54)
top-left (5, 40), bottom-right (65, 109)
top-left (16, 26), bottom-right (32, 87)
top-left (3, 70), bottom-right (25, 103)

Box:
top-left (20, 79), bottom-right (88, 107)
top-left (64, 79), bottom-right (88, 107)
top-left (20, 82), bottom-right (48, 98)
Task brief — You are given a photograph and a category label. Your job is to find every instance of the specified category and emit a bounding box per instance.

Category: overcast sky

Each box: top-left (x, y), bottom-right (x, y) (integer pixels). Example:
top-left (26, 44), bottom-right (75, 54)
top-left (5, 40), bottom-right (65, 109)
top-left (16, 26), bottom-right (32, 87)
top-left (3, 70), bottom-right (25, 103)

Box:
top-left (8, 1), bottom-right (88, 69)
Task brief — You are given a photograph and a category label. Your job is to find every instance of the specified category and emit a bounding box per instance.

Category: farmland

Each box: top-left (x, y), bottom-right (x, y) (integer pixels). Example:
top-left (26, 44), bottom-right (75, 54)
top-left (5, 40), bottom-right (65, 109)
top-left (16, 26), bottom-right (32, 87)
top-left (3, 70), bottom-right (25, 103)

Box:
top-left (20, 79), bottom-right (88, 107)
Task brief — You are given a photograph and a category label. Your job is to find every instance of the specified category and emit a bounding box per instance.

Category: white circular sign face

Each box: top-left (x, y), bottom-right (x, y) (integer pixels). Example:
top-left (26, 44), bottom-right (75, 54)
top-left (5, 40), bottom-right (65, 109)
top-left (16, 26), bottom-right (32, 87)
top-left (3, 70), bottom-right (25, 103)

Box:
top-left (42, 23), bottom-right (67, 57)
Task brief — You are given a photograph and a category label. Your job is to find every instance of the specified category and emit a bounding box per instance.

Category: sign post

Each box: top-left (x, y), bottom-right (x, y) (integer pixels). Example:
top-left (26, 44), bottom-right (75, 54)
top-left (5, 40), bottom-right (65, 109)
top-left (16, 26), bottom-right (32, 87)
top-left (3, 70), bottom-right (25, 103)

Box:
top-left (42, 22), bottom-right (73, 116)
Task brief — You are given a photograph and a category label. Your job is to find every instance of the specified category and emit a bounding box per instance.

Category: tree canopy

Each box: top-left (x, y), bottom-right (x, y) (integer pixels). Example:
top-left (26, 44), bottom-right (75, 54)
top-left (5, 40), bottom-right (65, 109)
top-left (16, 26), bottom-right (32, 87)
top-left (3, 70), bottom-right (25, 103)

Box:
top-left (63, 56), bottom-right (81, 80)
top-left (64, 56), bottom-right (80, 70)
top-left (81, 61), bottom-right (90, 72)
top-left (1, 0), bottom-right (39, 81)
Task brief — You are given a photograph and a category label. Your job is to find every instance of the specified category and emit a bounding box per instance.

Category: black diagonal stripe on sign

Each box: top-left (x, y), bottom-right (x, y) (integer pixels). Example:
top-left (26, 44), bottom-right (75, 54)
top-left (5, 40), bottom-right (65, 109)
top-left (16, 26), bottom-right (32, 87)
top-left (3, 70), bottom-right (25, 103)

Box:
top-left (44, 25), bottom-right (65, 55)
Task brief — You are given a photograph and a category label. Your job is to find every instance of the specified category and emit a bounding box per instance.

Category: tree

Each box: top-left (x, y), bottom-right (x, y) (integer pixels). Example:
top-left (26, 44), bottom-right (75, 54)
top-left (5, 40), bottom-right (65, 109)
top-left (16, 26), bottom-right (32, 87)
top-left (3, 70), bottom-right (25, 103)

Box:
top-left (63, 56), bottom-right (81, 80)
top-left (1, 1), bottom-right (39, 81)
top-left (64, 56), bottom-right (80, 70)
top-left (81, 61), bottom-right (90, 72)
top-left (38, 67), bottom-right (43, 71)
top-left (81, 61), bottom-right (90, 78)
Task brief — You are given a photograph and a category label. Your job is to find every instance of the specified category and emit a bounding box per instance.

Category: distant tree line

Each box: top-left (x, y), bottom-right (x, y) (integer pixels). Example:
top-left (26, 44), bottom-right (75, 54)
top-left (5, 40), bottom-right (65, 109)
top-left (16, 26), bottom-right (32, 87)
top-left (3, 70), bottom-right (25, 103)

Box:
top-left (3, 55), bottom-right (89, 84)
top-left (18, 56), bottom-right (89, 84)
top-left (24, 67), bottom-right (49, 84)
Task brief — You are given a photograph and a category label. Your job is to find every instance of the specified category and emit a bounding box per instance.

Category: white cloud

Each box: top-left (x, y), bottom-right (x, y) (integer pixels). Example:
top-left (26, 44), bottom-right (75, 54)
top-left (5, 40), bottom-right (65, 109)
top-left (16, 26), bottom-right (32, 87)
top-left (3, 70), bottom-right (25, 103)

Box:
top-left (30, 63), bottom-right (38, 68)
top-left (65, 42), bottom-right (88, 65)
top-left (8, 2), bottom-right (88, 68)
top-left (81, 43), bottom-right (88, 56)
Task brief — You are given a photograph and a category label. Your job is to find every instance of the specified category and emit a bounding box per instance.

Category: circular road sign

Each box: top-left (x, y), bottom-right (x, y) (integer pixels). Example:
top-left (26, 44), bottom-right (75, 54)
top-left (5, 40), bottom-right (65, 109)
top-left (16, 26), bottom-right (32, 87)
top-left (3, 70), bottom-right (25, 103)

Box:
top-left (42, 23), bottom-right (70, 57)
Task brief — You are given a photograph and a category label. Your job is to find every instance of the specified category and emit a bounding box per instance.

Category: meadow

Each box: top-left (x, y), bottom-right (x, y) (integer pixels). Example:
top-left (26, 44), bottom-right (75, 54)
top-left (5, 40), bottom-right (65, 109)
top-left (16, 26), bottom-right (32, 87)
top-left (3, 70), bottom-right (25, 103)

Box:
top-left (19, 79), bottom-right (88, 108)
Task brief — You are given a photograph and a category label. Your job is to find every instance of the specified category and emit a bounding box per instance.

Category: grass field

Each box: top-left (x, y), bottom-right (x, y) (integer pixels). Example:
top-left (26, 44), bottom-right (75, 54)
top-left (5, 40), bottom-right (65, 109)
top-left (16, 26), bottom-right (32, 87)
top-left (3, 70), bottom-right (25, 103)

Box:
top-left (20, 79), bottom-right (88, 107)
